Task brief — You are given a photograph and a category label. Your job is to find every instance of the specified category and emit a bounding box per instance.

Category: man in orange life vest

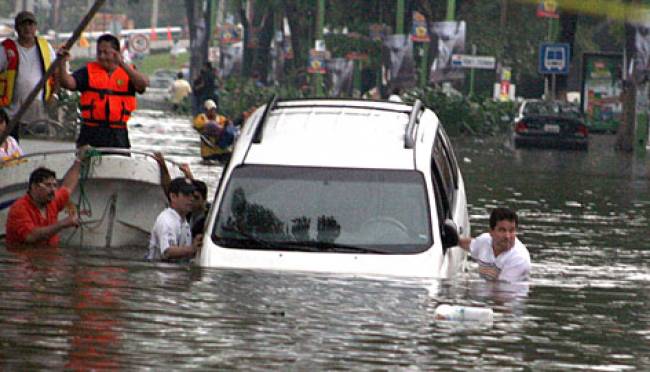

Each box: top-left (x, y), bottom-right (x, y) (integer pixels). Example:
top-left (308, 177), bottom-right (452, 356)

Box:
top-left (0, 11), bottom-right (57, 141)
top-left (57, 33), bottom-right (149, 148)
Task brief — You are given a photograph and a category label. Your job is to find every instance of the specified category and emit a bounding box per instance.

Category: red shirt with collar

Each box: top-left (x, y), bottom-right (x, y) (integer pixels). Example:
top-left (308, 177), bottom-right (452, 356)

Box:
top-left (5, 187), bottom-right (71, 246)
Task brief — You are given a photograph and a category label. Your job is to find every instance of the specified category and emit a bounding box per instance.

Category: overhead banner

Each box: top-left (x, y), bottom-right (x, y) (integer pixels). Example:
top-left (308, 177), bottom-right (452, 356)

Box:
top-left (307, 49), bottom-right (327, 74)
top-left (582, 53), bottom-right (623, 132)
top-left (270, 32), bottom-right (285, 83)
top-left (328, 58), bottom-right (354, 97)
top-left (536, 0), bottom-right (559, 19)
top-left (632, 14), bottom-right (650, 83)
top-left (429, 21), bottom-right (466, 83)
top-left (411, 12), bottom-right (430, 43)
top-left (219, 23), bottom-right (242, 44)
top-left (220, 42), bottom-right (243, 79)
top-left (382, 34), bottom-right (417, 90)
top-left (369, 23), bottom-right (390, 42)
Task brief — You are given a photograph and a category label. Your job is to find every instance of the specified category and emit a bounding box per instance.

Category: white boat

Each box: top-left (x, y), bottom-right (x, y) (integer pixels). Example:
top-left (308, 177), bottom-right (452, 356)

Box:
top-left (1, 148), bottom-right (182, 248)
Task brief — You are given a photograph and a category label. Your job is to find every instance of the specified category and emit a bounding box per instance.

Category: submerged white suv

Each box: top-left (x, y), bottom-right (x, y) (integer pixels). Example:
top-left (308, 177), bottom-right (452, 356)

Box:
top-left (198, 98), bottom-right (470, 278)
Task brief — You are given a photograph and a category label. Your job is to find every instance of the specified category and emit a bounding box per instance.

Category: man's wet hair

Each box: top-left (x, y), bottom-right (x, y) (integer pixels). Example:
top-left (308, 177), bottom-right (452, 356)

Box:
top-left (97, 33), bottom-right (120, 52)
top-left (193, 180), bottom-right (207, 200)
top-left (29, 167), bottom-right (56, 188)
top-left (489, 207), bottom-right (518, 229)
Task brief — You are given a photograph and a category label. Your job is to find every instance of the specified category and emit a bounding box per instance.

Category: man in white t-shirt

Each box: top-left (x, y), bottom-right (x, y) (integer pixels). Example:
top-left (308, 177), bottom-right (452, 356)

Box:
top-left (459, 207), bottom-right (531, 282)
top-left (169, 72), bottom-right (191, 111)
top-left (147, 177), bottom-right (203, 261)
top-left (0, 11), bottom-right (57, 140)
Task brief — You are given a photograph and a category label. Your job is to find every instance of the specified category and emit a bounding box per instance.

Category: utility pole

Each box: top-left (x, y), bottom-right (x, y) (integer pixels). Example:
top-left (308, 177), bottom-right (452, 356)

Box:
top-left (446, 0), bottom-right (456, 21)
top-left (313, 0), bottom-right (325, 97)
top-left (396, 0), bottom-right (404, 34)
top-left (151, 0), bottom-right (159, 30)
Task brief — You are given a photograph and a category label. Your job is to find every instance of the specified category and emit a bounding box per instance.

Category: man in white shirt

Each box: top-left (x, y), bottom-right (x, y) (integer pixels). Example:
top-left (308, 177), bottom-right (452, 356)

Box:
top-left (169, 72), bottom-right (191, 111)
top-left (0, 11), bottom-right (57, 140)
top-left (147, 177), bottom-right (203, 261)
top-left (459, 207), bottom-right (531, 282)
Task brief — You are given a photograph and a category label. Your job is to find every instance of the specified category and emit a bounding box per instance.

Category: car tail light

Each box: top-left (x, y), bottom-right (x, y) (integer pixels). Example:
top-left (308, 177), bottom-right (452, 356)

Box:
top-left (515, 120), bottom-right (528, 133)
top-left (576, 124), bottom-right (588, 137)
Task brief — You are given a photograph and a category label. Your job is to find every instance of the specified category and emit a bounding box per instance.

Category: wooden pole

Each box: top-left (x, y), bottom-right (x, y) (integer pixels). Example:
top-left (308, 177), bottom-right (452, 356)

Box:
top-left (0, 0), bottom-right (106, 146)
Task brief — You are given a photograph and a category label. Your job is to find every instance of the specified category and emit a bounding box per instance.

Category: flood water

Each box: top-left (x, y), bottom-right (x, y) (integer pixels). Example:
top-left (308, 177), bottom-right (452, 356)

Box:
top-left (1, 112), bottom-right (649, 370)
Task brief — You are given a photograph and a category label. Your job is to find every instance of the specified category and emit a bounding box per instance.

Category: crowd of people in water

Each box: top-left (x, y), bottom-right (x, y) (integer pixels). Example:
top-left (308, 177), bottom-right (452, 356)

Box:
top-left (1, 11), bottom-right (530, 282)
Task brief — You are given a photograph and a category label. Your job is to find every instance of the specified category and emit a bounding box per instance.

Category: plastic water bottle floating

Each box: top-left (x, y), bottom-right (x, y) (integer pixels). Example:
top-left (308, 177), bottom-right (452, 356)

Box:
top-left (434, 304), bottom-right (494, 322)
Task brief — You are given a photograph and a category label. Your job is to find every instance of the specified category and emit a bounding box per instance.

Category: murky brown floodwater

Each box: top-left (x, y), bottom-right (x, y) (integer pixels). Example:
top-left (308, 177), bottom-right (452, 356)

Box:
top-left (1, 112), bottom-right (649, 370)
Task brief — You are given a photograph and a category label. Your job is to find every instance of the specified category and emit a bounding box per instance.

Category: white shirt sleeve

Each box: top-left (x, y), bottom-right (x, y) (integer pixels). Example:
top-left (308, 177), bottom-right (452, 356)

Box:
top-left (153, 218), bottom-right (180, 258)
top-left (498, 257), bottom-right (530, 282)
top-left (469, 233), bottom-right (491, 259)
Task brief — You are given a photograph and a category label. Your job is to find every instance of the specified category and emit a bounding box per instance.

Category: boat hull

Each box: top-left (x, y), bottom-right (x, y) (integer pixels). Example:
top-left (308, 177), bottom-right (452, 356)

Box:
top-left (1, 150), bottom-right (181, 248)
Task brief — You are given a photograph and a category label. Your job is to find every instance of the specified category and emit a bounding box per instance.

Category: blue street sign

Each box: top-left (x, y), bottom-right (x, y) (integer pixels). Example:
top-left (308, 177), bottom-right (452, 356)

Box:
top-left (539, 43), bottom-right (570, 75)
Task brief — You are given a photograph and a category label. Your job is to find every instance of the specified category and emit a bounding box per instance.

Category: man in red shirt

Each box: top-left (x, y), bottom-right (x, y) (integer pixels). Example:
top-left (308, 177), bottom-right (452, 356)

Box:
top-left (5, 146), bottom-right (90, 247)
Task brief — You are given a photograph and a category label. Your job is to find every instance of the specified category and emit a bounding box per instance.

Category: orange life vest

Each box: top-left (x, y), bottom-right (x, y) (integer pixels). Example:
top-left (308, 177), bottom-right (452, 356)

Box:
top-left (0, 37), bottom-right (54, 107)
top-left (79, 61), bottom-right (137, 129)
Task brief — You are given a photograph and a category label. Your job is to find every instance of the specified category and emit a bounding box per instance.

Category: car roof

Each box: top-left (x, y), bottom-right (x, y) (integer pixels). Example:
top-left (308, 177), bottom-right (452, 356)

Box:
top-left (240, 99), bottom-right (437, 170)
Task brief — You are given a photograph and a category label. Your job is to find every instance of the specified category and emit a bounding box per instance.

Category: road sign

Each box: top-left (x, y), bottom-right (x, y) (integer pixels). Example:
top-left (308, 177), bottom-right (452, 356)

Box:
top-left (129, 33), bottom-right (150, 54)
top-left (539, 43), bottom-right (570, 74)
top-left (450, 54), bottom-right (496, 69)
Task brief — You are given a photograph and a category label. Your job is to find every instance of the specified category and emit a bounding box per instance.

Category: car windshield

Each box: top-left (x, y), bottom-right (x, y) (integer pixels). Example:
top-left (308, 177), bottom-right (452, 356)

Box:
top-left (524, 101), bottom-right (582, 118)
top-left (212, 165), bottom-right (432, 254)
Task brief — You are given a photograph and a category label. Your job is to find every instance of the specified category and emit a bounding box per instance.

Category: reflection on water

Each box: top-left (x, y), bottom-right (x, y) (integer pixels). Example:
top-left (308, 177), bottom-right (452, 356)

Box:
top-left (1, 117), bottom-right (649, 369)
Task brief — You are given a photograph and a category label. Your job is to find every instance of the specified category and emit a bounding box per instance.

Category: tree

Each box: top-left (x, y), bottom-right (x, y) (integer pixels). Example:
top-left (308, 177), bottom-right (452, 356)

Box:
top-left (615, 18), bottom-right (638, 152)
top-left (184, 0), bottom-right (211, 84)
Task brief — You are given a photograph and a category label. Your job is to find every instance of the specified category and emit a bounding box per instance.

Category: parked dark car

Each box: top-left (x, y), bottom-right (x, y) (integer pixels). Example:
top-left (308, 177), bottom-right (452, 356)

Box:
top-left (512, 99), bottom-right (589, 150)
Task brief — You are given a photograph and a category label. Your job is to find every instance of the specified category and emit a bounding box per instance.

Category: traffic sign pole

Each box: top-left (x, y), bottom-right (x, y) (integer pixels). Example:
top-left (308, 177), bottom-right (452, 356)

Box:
top-left (469, 44), bottom-right (476, 96)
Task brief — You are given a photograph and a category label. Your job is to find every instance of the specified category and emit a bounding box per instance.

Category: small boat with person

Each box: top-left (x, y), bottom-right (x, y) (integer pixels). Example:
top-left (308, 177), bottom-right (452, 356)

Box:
top-left (1, 146), bottom-right (183, 248)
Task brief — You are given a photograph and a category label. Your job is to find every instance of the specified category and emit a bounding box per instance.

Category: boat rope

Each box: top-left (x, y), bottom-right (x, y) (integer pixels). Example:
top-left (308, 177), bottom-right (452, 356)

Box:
top-left (64, 193), bottom-right (116, 246)
top-left (70, 148), bottom-right (103, 245)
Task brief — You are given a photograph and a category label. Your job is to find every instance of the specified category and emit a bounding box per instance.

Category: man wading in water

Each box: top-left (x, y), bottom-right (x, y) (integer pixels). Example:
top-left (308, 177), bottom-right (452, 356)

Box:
top-left (458, 207), bottom-right (531, 282)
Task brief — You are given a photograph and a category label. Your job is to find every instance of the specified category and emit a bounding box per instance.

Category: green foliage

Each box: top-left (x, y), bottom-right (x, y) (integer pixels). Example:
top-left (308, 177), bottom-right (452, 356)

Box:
top-left (218, 78), bottom-right (309, 120)
top-left (137, 51), bottom-right (189, 76)
top-left (402, 86), bottom-right (516, 136)
top-left (323, 33), bottom-right (382, 68)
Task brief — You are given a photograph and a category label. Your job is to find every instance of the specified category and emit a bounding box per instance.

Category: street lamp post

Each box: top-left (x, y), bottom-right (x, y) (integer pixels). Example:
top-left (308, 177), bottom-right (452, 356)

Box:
top-left (314, 0), bottom-right (325, 97)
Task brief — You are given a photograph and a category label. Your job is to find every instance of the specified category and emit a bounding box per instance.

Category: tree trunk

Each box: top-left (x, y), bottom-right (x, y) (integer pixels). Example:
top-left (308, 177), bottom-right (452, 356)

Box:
top-left (252, 10), bottom-right (274, 82)
top-left (282, 0), bottom-right (308, 75)
top-left (616, 20), bottom-right (637, 152)
top-left (184, 0), bottom-right (209, 83)
top-left (240, 5), bottom-right (252, 77)
top-left (556, 11), bottom-right (578, 96)
top-left (500, 0), bottom-right (508, 28)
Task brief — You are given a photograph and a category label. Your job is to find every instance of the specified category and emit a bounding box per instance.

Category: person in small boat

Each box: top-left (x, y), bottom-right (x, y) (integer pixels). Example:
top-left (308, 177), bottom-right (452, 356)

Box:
top-left (5, 145), bottom-right (91, 247)
top-left (146, 177), bottom-right (203, 261)
top-left (56, 33), bottom-right (149, 149)
top-left (0, 108), bottom-right (23, 164)
top-left (458, 207), bottom-right (531, 282)
top-left (192, 99), bottom-right (236, 164)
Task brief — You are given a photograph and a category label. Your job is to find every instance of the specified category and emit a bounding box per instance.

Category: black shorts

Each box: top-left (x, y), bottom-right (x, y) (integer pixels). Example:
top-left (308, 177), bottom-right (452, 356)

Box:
top-left (77, 125), bottom-right (131, 149)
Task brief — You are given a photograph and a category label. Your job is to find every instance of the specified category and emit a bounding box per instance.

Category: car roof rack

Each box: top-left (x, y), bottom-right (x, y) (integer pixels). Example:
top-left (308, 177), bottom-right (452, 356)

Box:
top-left (252, 94), bottom-right (278, 143)
top-left (404, 99), bottom-right (423, 149)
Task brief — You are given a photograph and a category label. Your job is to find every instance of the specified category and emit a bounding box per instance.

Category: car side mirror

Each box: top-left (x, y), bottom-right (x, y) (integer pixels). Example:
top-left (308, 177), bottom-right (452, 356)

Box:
top-left (441, 219), bottom-right (459, 250)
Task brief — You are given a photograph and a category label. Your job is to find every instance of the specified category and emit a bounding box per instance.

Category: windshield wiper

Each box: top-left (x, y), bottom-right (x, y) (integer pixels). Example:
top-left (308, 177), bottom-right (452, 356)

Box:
top-left (216, 226), bottom-right (389, 254)
top-left (216, 226), bottom-right (282, 249)
top-left (278, 240), bottom-right (390, 254)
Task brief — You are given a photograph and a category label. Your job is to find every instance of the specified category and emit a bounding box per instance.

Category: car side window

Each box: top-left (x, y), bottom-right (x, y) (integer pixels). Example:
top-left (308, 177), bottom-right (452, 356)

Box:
top-left (437, 127), bottom-right (459, 188)
top-left (431, 161), bottom-right (450, 222)
top-left (432, 133), bottom-right (456, 210)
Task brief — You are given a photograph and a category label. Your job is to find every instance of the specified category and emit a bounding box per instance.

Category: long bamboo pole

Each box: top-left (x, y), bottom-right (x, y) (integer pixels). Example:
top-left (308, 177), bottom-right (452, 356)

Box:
top-left (0, 0), bottom-right (107, 146)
